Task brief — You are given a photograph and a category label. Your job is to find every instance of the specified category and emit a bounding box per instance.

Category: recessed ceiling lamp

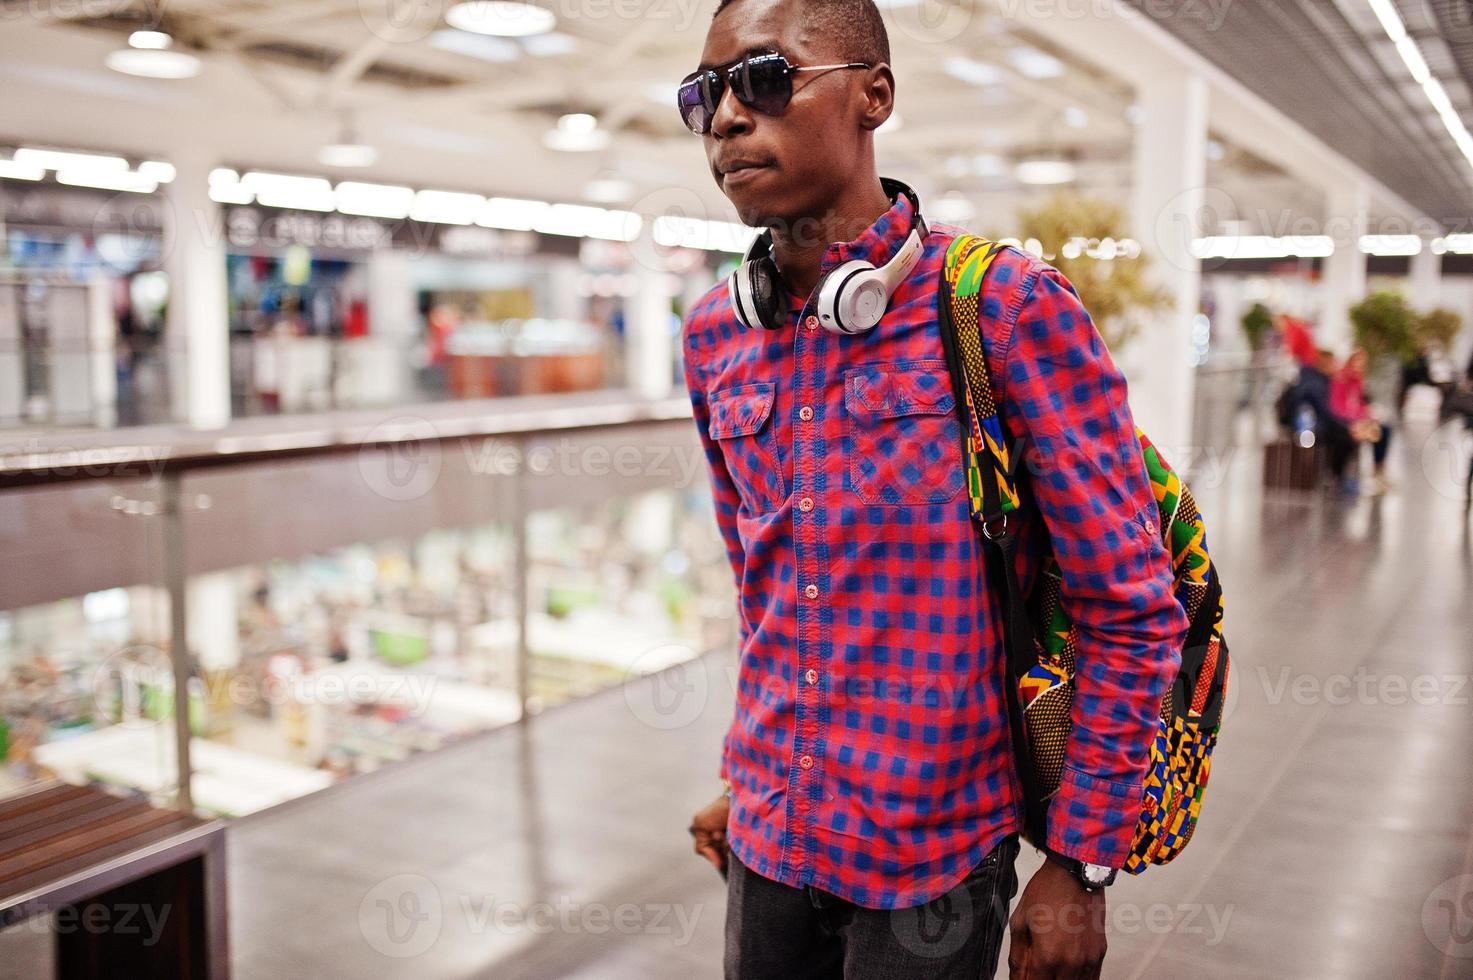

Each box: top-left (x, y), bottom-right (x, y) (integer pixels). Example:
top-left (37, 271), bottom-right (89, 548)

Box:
top-left (1008, 46), bottom-right (1064, 79)
top-left (1015, 159), bottom-right (1075, 185)
top-left (320, 134), bottom-right (377, 169)
top-left (128, 30), bottom-right (172, 50)
top-left (544, 113), bottom-right (610, 152)
top-left (583, 176), bottom-right (633, 203)
top-left (106, 31), bottom-right (202, 79)
top-left (446, 1), bottom-right (555, 37)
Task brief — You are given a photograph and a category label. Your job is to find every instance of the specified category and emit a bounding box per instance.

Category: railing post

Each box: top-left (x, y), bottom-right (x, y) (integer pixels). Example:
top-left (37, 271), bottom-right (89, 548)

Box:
top-left (161, 472), bottom-right (194, 812)
top-left (512, 435), bottom-right (530, 722)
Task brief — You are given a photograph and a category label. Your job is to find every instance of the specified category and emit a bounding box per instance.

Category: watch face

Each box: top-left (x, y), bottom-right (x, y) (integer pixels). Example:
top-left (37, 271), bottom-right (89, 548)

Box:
top-left (1081, 863), bottom-right (1114, 887)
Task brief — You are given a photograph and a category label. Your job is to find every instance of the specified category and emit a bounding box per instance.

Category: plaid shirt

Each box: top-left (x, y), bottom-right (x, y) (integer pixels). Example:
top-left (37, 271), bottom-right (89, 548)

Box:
top-left (682, 192), bottom-right (1188, 909)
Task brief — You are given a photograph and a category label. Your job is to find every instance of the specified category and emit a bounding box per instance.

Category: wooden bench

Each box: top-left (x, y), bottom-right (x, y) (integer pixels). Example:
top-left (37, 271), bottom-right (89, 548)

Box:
top-left (0, 781), bottom-right (229, 980)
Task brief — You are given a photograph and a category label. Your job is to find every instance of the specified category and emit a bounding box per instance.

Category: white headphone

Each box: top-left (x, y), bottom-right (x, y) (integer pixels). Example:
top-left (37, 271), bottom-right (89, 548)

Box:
top-left (728, 178), bottom-right (929, 335)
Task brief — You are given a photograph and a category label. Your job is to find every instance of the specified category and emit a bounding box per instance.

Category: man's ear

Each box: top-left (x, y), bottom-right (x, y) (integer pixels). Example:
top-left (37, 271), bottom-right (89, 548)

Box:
top-left (858, 63), bottom-right (895, 131)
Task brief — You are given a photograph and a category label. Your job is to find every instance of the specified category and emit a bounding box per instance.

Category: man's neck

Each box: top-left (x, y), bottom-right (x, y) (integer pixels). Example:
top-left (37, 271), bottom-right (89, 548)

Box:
top-left (768, 177), bottom-right (893, 299)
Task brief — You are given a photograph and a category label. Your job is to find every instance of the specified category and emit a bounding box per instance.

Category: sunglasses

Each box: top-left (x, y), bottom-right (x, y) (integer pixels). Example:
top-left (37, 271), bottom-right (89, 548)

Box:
top-left (677, 53), bottom-right (871, 135)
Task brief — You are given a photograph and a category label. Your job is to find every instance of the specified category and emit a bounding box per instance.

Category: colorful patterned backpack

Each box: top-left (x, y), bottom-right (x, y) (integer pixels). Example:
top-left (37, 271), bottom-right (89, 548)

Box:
top-left (936, 235), bottom-right (1231, 874)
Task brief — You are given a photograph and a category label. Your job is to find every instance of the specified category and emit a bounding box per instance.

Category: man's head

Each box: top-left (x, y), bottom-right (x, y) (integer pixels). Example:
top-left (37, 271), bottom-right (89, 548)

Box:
top-left (695, 0), bottom-right (894, 230)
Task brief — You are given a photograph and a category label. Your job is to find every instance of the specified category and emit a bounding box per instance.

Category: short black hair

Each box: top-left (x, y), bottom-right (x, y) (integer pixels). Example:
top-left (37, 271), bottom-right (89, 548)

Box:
top-left (712, 0), bottom-right (891, 67)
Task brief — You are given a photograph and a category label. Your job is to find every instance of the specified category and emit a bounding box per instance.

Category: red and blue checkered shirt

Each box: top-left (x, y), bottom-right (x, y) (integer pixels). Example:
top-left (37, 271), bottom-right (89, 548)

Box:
top-left (681, 191), bottom-right (1188, 909)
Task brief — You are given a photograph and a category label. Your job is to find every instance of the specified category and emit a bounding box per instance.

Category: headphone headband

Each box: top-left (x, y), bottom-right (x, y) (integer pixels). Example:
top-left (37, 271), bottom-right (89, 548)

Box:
top-left (728, 177), bottom-right (929, 332)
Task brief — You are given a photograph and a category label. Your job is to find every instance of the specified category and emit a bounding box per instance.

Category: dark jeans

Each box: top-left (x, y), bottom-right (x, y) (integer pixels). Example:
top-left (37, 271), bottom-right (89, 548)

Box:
top-left (724, 835), bottom-right (1021, 980)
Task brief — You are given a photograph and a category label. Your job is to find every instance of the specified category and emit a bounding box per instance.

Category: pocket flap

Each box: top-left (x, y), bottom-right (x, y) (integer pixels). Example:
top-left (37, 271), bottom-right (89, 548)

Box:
top-left (708, 383), bottom-right (776, 440)
top-left (845, 362), bottom-right (955, 418)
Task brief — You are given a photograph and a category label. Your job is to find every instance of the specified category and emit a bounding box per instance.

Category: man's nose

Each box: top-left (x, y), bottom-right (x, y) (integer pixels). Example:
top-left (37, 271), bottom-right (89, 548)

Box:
top-left (710, 82), bottom-right (753, 139)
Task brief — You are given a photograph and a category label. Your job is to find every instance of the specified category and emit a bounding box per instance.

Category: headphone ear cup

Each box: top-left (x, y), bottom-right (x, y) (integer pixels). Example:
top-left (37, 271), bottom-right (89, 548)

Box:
top-left (742, 256), bottom-right (789, 328)
top-left (817, 260), bottom-right (886, 335)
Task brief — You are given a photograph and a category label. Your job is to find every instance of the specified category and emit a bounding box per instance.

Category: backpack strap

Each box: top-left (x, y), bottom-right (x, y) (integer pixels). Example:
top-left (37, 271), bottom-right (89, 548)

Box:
top-left (941, 235), bottom-right (1022, 536)
top-left (937, 233), bottom-right (1051, 846)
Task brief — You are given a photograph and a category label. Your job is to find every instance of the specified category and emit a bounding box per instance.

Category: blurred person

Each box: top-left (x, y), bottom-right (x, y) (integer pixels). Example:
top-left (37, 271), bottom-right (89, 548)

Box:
top-left (1285, 349), bottom-right (1357, 495)
top-left (1398, 340), bottom-right (1433, 416)
top-left (1276, 312), bottom-right (1318, 367)
top-left (1330, 347), bottom-right (1392, 495)
top-left (677, 0), bottom-right (1190, 976)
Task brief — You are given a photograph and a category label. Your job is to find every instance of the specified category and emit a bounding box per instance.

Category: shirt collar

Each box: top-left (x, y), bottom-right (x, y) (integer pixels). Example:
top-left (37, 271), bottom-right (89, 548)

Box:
top-left (819, 187), bottom-right (919, 278)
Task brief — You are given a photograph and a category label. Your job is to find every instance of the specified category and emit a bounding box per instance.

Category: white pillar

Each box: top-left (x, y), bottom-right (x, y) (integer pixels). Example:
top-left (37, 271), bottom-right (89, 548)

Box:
top-left (1409, 245), bottom-right (1442, 312)
top-left (1320, 183), bottom-right (1370, 355)
top-left (360, 249), bottom-right (417, 404)
top-left (1128, 69), bottom-right (1208, 457)
top-left (164, 156), bottom-right (231, 429)
top-left (626, 264), bottom-right (677, 398)
top-left (187, 571), bottom-right (240, 672)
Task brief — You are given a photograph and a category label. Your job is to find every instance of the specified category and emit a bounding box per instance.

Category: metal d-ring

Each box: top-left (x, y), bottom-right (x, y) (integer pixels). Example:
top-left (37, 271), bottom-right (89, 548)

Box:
top-left (981, 513), bottom-right (1008, 540)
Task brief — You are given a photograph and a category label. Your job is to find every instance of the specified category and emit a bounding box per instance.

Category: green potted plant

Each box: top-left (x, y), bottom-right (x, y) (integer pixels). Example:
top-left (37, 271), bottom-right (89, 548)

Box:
top-left (1417, 307), bottom-right (1462, 353)
top-left (1349, 291), bottom-right (1417, 362)
top-left (1007, 193), bottom-right (1170, 350)
top-left (1240, 302), bottom-right (1274, 353)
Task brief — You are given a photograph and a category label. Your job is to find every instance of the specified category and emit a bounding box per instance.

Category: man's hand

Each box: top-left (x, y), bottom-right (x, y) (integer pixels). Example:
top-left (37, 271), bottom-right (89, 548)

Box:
top-left (1008, 857), bottom-right (1108, 979)
top-left (688, 794), bottom-right (730, 875)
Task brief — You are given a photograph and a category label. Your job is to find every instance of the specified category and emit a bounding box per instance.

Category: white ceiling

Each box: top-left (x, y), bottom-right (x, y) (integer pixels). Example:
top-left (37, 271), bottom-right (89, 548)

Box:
top-left (0, 1), bottom-right (1360, 235)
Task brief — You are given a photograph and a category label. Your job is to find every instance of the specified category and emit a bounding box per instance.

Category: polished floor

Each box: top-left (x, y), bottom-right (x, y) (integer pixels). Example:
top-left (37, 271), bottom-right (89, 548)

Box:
top-left (5, 411), bottom-right (1473, 979)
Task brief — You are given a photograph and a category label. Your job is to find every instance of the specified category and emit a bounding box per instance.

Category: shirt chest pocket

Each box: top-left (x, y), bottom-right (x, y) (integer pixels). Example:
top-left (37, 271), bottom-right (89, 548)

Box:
top-left (708, 382), bottom-right (787, 515)
top-left (844, 360), bottom-right (964, 506)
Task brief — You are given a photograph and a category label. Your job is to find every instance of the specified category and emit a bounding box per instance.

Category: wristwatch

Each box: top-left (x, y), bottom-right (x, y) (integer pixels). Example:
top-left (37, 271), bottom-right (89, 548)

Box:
top-left (1073, 861), bottom-right (1117, 891)
top-left (1045, 849), bottom-right (1117, 891)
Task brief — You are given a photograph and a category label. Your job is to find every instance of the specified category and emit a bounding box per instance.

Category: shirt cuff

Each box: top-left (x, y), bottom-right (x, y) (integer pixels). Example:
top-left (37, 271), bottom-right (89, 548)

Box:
top-left (1044, 764), bottom-right (1145, 869)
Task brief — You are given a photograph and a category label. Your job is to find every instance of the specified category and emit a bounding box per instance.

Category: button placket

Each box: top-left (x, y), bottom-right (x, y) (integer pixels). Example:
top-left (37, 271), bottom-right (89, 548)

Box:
top-left (791, 305), bottom-right (824, 865)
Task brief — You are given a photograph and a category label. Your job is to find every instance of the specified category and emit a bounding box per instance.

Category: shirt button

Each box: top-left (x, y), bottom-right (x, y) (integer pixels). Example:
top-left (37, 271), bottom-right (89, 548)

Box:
top-left (804, 315), bottom-right (818, 332)
top-left (804, 584), bottom-right (819, 600)
top-left (798, 496), bottom-right (814, 512)
top-left (1144, 519), bottom-right (1157, 534)
top-left (805, 668), bottom-right (819, 685)
top-left (798, 754), bottom-right (814, 770)
top-left (798, 406), bottom-right (813, 421)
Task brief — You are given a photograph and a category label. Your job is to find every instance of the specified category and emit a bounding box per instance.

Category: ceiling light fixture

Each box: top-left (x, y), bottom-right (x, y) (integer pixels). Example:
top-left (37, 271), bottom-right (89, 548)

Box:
top-left (583, 176), bottom-right (633, 203)
top-left (1007, 46), bottom-right (1065, 79)
top-left (1358, 235), bottom-right (1422, 256)
top-left (652, 215), bottom-right (752, 252)
top-left (1367, 0), bottom-right (1473, 170)
top-left (242, 171), bottom-right (335, 211)
top-left (106, 47), bottom-right (202, 79)
top-left (1015, 159), bottom-right (1075, 185)
top-left (943, 56), bottom-right (1002, 87)
top-left (319, 141), bottom-right (377, 168)
top-left (543, 113), bottom-right (610, 152)
top-left (1191, 236), bottom-right (1335, 260)
top-left (446, 1), bottom-right (556, 38)
top-left (13, 147), bottom-right (128, 172)
top-left (0, 159), bottom-right (45, 181)
top-left (55, 169), bottom-right (158, 194)
top-left (137, 161), bottom-right (176, 183)
top-left (412, 189), bottom-right (485, 224)
top-left (209, 168), bottom-right (254, 205)
top-left (335, 181), bottom-right (415, 219)
top-left (128, 30), bottom-right (173, 50)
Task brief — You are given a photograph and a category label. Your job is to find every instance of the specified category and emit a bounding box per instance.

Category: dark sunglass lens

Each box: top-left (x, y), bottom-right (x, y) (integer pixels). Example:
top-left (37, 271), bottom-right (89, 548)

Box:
top-left (739, 55), bottom-right (792, 115)
top-left (677, 79), bottom-right (709, 133)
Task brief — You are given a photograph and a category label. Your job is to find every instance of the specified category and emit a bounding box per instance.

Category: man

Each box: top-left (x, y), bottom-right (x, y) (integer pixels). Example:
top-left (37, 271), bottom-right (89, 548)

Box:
top-left (677, 0), bottom-right (1189, 976)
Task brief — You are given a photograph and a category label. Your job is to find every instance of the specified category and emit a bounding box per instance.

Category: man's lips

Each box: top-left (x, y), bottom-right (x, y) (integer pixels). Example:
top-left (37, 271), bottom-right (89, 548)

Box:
top-left (719, 160), bottom-right (774, 186)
